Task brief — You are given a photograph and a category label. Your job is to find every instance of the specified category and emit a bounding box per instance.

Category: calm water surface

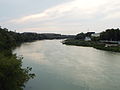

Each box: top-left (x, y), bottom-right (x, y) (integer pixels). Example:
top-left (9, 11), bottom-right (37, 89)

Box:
top-left (13, 40), bottom-right (120, 90)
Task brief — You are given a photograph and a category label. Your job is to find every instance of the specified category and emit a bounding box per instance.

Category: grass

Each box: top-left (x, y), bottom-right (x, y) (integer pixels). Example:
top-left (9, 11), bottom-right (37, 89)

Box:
top-left (63, 39), bottom-right (120, 52)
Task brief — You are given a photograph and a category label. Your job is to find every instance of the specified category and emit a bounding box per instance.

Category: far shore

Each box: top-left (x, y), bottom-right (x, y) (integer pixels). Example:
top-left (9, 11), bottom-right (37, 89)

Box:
top-left (63, 39), bottom-right (120, 52)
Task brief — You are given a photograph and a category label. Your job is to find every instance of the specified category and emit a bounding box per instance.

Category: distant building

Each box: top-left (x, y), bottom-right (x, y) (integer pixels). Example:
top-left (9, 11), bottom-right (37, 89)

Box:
top-left (84, 37), bottom-right (91, 41)
top-left (105, 44), bottom-right (118, 47)
top-left (91, 33), bottom-right (100, 37)
top-left (86, 32), bottom-right (95, 37)
top-left (118, 42), bottom-right (120, 44)
top-left (100, 40), bottom-right (120, 45)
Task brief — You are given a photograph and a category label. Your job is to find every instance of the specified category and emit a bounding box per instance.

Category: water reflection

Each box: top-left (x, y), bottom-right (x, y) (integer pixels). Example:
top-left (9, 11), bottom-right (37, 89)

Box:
top-left (13, 40), bottom-right (120, 90)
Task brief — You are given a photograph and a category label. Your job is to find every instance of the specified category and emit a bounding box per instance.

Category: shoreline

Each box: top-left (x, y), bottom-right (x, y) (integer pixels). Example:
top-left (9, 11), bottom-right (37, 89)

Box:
top-left (63, 39), bottom-right (120, 52)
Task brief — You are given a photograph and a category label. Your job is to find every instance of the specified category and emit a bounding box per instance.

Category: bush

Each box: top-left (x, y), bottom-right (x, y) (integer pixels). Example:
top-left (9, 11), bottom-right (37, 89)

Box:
top-left (0, 52), bottom-right (35, 90)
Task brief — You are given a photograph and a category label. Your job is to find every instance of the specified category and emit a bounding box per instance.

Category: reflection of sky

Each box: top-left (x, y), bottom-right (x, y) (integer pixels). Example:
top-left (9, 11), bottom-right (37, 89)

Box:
top-left (13, 41), bottom-right (51, 65)
top-left (14, 40), bottom-right (120, 90)
top-left (1, 0), bottom-right (120, 34)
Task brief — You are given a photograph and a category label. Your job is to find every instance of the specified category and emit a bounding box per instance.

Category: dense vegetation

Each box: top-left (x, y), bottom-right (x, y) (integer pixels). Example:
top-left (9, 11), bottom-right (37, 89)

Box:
top-left (100, 28), bottom-right (120, 41)
top-left (1, 27), bottom-right (120, 89)
top-left (0, 52), bottom-right (35, 90)
top-left (63, 39), bottom-right (120, 52)
top-left (63, 28), bottom-right (120, 52)
top-left (0, 26), bottom-right (75, 90)
top-left (63, 39), bottom-right (95, 47)
top-left (0, 27), bottom-right (74, 51)
top-left (75, 32), bottom-right (95, 40)
top-left (0, 27), bottom-right (36, 90)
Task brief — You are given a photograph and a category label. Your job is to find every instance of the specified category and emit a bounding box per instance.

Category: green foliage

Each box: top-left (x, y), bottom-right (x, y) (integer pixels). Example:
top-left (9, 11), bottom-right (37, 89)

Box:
top-left (0, 26), bottom-right (74, 90)
top-left (100, 28), bottom-right (120, 41)
top-left (91, 37), bottom-right (100, 41)
top-left (64, 28), bottom-right (120, 52)
top-left (0, 27), bottom-right (74, 50)
top-left (94, 45), bottom-right (120, 52)
top-left (0, 27), bottom-right (35, 90)
top-left (63, 39), bottom-right (100, 47)
top-left (63, 38), bottom-right (120, 52)
top-left (0, 52), bottom-right (35, 90)
top-left (75, 32), bottom-right (95, 40)
top-left (75, 33), bottom-right (86, 40)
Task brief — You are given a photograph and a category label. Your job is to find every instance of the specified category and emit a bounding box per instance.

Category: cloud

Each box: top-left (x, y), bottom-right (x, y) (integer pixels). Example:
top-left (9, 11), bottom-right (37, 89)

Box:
top-left (2, 0), bottom-right (120, 34)
top-left (104, 12), bottom-right (120, 20)
top-left (101, 1), bottom-right (120, 20)
top-left (8, 0), bottom-right (111, 23)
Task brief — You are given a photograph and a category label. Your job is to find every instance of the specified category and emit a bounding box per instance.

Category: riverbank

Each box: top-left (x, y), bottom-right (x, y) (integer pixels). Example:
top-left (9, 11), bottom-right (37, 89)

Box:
top-left (14, 40), bottom-right (120, 90)
top-left (63, 39), bottom-right (120, 52)
top-left (0, 26), bottom-right (75, 90)
top-left (0, 27), bottom-right (35, 90)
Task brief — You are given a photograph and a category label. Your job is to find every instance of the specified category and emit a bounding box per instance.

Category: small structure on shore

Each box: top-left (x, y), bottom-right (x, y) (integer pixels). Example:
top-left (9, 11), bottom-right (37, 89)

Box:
top-left (100, 40), bottom-right (120, 47)
top-left (105, 44), bottom-right (118, 47)
top-left (84, 37), bottom-right (91, 41)
top-left (100, 40), bottom-right (120, 44)
top-left (91, 33), bottom-right (100, 37)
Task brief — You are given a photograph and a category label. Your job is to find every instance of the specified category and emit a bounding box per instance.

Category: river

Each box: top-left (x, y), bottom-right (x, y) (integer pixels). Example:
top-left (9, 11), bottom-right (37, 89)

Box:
top-left (13, 40), bottom-right (120, 90)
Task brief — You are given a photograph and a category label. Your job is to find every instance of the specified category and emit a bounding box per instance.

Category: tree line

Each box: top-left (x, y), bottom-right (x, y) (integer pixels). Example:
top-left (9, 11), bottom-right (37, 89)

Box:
top-left (0, 27), bottom-right (75, 90)
top-left (0, 27), bottom-right (36, 90)
top-left (100, 28), bottom-right (120, 41)
top-left (63, 28), bottom-right (120, 52)
top-left (74, 28), bottom-right (120, 41)
top-left (0, 27), bottom-right (74, 51)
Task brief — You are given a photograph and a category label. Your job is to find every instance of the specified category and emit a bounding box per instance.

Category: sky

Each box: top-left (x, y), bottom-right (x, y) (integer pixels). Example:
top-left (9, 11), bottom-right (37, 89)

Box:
top-left (0, 0), bottom-right (120, 34)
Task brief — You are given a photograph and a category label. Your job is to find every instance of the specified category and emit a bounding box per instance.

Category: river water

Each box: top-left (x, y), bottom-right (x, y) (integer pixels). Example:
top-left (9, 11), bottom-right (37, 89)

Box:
top-left (13, 40), bottom-right (120, 90)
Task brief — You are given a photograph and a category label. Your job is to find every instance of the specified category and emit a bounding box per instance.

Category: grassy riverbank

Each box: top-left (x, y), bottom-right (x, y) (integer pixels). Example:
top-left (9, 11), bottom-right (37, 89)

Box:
top-left (63, 39), bottom-right (120, 52)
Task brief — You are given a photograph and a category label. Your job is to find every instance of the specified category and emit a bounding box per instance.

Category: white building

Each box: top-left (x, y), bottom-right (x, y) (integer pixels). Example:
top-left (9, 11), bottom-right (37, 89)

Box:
top-left (84, 37), bottom-right (91, 41)
top-left (91, 33), bottom-right (100, 37)
top-left (105, 44), bottom-right (118, 47)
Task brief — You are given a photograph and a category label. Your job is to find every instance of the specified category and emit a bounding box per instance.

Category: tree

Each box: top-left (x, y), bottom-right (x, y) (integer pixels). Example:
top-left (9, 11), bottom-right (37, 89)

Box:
top-left (75, 32), bottom-right (86, 40)
top-left (0, 27), bottom-right (35, 90)
top-left (100, 28), bottom-right (120, 41)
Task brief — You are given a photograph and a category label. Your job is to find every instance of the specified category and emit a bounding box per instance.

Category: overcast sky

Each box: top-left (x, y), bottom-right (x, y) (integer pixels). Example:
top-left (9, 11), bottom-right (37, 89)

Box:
top-left (0, 0), bottom-right (120, 34)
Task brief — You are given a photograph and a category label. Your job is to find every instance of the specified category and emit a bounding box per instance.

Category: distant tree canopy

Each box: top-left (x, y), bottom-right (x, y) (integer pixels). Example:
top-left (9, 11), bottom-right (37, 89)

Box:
top-left (75, 32), bottom-right (95, 40)
top-left (0, 27), bottom-right (75, 90)
top-left (0, 53), bottom-right (35, 90)
top-left (0, 27), bottom-right (26, 50)
top-left (0, 27), bottom-right (74, 51)
top-left (74, 29), bottom-right (120, 41)
top-left (0, 27), bottom-right (36, 90)
top-left (86, 32), bottom-right (95, 37)
top-left (100, 28), bottom-right (120, 41)
top-left (75, 32), bottom-right (86, 40)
